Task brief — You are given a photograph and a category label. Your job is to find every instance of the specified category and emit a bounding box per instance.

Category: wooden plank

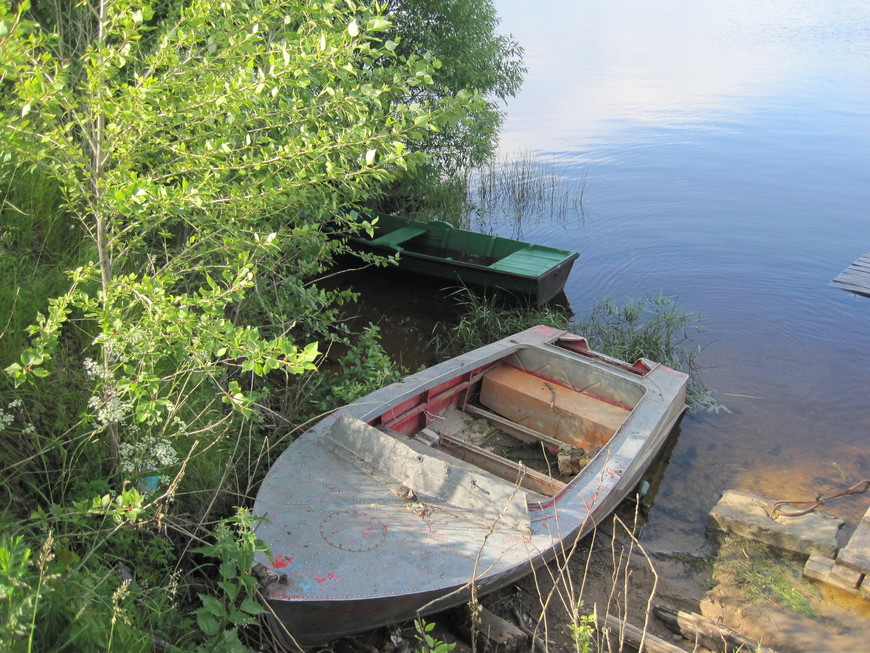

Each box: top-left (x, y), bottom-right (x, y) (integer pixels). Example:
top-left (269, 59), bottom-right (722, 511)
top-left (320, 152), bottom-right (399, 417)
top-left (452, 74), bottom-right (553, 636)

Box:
top-left (598, 614), bottom-right (686, 653)
top-left (449, 606), bottom-right (528, 653)
top-left (653, 605), bottom-right (780, 653)
top-left (834, 269), bottom-right (870, 283)
top-left (479, 364), bottom-right (629, 449)
top-left (464, 404), bottom-right (568, 451)
top-left (473, 607), bottom-right (528, 653)
top-left (803, 554), bottom-right (864, 595)
top-left (829, 562), bottom-right (863, 589)
top-left (836, 508), bottom-right (870, 574)
top-left (832, 252), bottom-right (870, 297)
top-left (831, 282), bottom-right (870, 298)
top-left (439, 432), bottom-right (566, 498)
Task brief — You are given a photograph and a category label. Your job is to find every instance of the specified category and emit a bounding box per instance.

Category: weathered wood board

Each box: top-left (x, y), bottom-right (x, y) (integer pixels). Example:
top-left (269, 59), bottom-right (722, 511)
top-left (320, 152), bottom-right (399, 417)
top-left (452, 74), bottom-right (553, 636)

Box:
top-left (480, 364), bottom-right (630, 449)
top-left (831, 253), bottom-right (870, 297)
top-left (836, 506), bottom-right (870, 574)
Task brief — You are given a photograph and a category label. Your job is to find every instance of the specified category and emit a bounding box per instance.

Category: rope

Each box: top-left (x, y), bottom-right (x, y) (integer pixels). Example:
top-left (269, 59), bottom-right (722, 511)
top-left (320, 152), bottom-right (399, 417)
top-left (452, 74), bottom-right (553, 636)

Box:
top-left (771, 479), bottom-right (870, 517)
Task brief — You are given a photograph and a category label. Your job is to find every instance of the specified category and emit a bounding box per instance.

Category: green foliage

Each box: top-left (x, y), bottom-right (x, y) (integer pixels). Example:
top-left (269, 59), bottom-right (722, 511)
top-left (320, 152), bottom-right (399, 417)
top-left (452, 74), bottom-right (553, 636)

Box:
top-left (721, 539), bottom-right (821, 620)
top-left (566, 601), bottom-right (597, 653)
top-left (386, 0), bottom-right (525, 172)
top-left (0, 526), bottom-right (161, 651)
top-left (0, 0), bottom-right (529, 647)
top-left (577, 295), bottom-right (694, 371)
top-left (308, 324), bottom-right (405, 415)
top-left (2, 0), bottom-right (485, 471)
top-left (378, 0), bottom-right (526, 218)
top-left (0, 534), bottom-right (36, 644)
top-left (576, 295), bottom-right (724, 412)
top-left (433, 288), bottom-right (572, 357)
top-left (192, 508), bottom-right (269, 652)
top-left (413, 618), bottom-right (456, 653)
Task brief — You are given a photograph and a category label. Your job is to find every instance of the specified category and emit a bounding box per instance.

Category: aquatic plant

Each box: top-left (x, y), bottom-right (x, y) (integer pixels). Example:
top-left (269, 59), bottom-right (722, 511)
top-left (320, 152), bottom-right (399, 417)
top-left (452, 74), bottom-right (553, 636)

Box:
top-left (471, 149), bottom-right (586, 238)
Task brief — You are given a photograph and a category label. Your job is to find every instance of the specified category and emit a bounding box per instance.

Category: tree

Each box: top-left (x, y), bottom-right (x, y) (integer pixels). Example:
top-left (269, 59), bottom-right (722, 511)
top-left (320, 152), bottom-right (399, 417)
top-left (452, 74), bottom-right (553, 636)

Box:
top-left (1, 0), bottom-right (485, 471)
top-left (363, 0), bottom-right (525, 217)
top-left (386, 0), bottom-right (525, 172)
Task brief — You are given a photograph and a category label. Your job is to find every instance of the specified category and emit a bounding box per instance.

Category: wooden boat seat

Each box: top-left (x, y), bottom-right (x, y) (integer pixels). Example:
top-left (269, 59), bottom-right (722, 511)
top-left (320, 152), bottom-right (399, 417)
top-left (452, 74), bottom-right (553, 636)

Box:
top-left (326, 415), bottom-right (532, 531)
top-left (370, 225), bottom-right (427, 248)
top-left (479, 364), bottom-right (630, 449)
top-left (488, 246), bottom-right (569, 276)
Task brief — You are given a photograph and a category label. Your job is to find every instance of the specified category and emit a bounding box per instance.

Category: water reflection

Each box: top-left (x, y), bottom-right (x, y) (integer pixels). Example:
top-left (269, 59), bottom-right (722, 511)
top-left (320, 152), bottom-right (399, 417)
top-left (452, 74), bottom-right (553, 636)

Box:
top-left (497, 0), bottom-right (870, 153)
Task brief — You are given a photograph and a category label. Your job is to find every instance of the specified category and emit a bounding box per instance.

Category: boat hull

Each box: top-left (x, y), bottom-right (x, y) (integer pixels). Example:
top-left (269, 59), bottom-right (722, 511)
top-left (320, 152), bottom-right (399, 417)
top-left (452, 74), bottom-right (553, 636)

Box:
top-left (346, 213), bottom-right (579, 306)
top-left (254, 326), bottom-right (687, 646)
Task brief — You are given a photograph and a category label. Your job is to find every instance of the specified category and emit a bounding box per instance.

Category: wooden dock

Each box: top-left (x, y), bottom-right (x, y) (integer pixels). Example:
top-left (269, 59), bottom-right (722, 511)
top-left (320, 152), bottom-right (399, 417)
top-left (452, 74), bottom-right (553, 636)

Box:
top-left (831, 253), bottom-right (870, 297)
top-left (804, 505), bottom-right (870, 600)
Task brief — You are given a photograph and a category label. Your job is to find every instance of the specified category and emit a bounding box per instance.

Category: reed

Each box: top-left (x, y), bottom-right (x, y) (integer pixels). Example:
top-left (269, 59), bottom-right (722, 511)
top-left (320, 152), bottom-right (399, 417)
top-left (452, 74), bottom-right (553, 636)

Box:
top-left (576, 296), bottom-right (724, 412)
top-left (470, 149), bottom-right (586, 238)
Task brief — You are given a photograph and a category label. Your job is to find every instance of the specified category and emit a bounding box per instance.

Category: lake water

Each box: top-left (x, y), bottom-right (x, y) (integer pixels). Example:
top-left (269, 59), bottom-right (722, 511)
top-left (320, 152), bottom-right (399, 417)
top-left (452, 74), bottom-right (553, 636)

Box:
top-left (478, 0), bottom-right (870, 554)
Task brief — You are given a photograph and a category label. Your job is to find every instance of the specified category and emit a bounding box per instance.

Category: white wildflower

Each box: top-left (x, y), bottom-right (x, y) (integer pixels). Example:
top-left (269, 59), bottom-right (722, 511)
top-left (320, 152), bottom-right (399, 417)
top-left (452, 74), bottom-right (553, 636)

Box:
top-left (83, 358), bottom-right (100, 379)
top-left (89, 395), bottom-right (132, 425)
top-left (0, 408), bottom-right (13, 431)
top-left (118, 433), bottom-right (179, 494)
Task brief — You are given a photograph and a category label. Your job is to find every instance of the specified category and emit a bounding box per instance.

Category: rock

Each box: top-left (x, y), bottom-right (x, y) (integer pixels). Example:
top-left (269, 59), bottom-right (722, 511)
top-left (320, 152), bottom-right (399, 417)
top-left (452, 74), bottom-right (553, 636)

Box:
top-left (707, 490), bottom-right (843, 558)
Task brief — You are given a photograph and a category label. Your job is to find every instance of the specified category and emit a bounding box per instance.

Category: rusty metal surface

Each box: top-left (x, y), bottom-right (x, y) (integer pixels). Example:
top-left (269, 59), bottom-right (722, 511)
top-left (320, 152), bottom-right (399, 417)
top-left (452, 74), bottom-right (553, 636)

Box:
top-left (253, 325), bottom-right (688, 645)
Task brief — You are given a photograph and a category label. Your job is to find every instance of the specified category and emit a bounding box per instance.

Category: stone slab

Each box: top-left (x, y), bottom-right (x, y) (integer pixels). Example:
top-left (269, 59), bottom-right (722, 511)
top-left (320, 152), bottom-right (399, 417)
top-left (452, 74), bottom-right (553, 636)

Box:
top-left (708, 490), bottom-right (843, 558)
top-left (835, 507), bottom-right (870, 574)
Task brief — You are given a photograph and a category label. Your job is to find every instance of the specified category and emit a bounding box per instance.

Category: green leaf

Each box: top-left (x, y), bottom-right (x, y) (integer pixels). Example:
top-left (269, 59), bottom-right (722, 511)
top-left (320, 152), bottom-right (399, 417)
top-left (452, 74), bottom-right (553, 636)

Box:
top-left (366, 16), bottom-right (391, 32)
top-left (199, 594), bottom-right (226, 618)
top-left (240, 597), bottom-right (267, 616)
top-left (196, 610), bottom-right (221, 637)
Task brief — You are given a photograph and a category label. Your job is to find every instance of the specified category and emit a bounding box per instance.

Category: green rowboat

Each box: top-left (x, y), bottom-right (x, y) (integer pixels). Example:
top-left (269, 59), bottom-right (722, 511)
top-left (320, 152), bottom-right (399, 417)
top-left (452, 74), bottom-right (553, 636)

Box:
top-left (347, 213), bottom-right (579, 306)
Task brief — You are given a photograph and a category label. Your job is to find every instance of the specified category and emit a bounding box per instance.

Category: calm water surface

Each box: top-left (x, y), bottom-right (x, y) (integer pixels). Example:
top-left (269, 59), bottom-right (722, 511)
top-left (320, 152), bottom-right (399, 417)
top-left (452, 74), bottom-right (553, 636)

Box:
top-left (482, 0), bottom-right (870, 553)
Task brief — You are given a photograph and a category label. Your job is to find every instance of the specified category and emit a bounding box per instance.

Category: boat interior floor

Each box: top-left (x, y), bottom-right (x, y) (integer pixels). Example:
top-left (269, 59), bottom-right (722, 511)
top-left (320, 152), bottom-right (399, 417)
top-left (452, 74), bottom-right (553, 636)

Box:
top-left (411, 406), bottom-right (601, 499)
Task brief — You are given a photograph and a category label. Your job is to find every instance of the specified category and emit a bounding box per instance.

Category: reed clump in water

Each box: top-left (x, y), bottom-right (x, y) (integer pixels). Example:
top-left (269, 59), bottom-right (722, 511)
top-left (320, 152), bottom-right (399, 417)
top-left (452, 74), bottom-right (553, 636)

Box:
top-left (434, 291), bottom-right (722, 413)
top-left (471, 149), bottom-right (586, 237)
top-left (402, 150), bottom-right (586, 234)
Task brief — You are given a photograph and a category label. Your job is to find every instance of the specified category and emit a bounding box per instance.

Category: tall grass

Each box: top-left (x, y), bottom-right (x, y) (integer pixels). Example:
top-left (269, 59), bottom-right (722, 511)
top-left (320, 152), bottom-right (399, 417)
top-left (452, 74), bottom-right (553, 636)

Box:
top-left (378, 150), bottom-right (586, 234)
top-left (522, 511), bottom-right (661, 652)
top-left (432, 289), bottom-right (573, 357)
